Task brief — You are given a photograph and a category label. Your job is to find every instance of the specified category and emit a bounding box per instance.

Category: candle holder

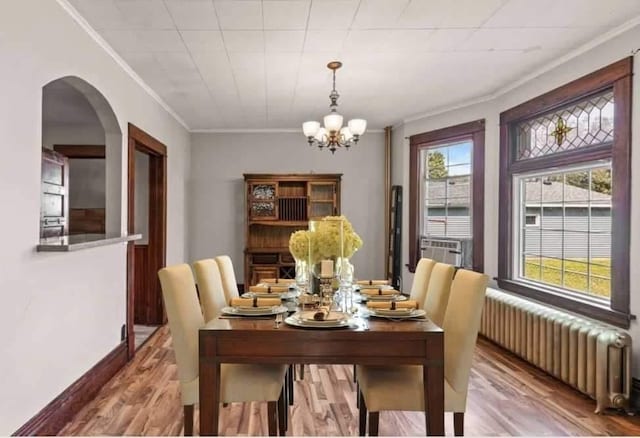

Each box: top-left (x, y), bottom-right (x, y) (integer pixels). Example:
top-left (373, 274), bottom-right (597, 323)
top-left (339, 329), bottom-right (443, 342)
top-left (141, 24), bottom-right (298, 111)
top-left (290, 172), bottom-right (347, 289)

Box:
top-left (319, 277), bottom-right (335, 310)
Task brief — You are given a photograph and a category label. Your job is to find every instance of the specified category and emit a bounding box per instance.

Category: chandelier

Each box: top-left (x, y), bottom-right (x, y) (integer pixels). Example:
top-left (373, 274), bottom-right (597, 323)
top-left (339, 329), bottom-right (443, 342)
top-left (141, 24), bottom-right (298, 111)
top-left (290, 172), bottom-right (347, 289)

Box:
top-left (302, 61), bottom-right (367, 153)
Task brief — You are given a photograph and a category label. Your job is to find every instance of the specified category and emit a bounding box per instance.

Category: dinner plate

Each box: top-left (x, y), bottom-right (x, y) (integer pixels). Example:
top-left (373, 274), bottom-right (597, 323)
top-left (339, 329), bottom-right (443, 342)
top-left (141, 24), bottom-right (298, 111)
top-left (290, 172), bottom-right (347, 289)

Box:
top-left (285, 314), bottom-right (355, 329)
top-left (356, 284), bottom-right (393, 290)
top-left (368, 309), bottom-right (427, 320)
top-left (241, 290), bottom-right (298, 300)
top-left (359, 294), bottom-right (407, 302)
top-left (259, 282), bottom-right (295, 289)
top-left (221, 305), bottom-right (287, 316)
top-left (368, 308), bottom-right (414, 317)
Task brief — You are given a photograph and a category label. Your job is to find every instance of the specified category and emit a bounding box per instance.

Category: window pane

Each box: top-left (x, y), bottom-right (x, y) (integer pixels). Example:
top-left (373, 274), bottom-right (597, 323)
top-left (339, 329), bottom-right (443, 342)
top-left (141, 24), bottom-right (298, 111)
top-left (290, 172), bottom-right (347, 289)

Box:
top-left (447, 142), bottom-right (472, 165)
top-left (514, 162), bottom-right (612, 301)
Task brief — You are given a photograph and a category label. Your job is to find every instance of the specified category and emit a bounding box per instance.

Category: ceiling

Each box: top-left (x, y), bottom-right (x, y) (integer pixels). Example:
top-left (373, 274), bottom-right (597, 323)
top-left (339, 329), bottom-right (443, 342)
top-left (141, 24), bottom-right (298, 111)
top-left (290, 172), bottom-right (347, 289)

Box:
top-left (66, 0), bottom-right (640, 131)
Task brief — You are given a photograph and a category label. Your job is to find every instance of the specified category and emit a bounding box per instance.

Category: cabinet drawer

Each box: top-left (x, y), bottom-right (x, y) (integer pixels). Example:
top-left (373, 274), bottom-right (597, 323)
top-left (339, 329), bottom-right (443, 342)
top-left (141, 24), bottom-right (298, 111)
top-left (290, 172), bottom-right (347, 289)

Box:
top-left (252, 253), bottom-right (279, 264)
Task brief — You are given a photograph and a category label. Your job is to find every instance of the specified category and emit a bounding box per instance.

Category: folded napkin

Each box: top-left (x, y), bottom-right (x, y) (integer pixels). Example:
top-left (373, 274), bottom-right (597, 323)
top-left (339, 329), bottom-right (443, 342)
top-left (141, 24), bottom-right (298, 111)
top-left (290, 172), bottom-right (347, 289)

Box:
top-left (230, 297), bottom-right (281, 308)
top-left (261, 278), bottom-right (295, 285)
top-left (359, 288), bottom-right (400, 296)
top-left (313, 306), bottom-right (331, 321)
top-left (357, 279), bottom-right (390, 286)
top-left (366, 300), bottom-right (418, 310)
top-left (249, 285), bottom-right (289, 293)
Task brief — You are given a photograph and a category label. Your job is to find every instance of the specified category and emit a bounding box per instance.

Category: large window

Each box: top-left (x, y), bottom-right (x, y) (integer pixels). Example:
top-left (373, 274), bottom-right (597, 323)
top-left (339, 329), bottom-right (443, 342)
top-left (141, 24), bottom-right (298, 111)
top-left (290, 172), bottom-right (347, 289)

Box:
top-left (498, 58), bottom-right (632, 327)
top-left (409, 120), bottom-right (485, 273)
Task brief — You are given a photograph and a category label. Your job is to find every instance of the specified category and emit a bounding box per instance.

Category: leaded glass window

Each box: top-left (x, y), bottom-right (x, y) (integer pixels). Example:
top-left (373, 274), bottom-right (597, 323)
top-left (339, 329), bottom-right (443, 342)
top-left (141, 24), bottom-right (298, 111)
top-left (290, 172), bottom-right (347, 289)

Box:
top-left (515, 90), bottom-right (614, 161)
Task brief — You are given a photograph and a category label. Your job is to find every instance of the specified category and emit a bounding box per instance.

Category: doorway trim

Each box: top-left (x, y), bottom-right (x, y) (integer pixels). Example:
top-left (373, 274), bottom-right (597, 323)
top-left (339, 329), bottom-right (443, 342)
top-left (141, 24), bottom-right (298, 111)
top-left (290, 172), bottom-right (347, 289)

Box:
top-left (127, 123), bottom-right (167, 358)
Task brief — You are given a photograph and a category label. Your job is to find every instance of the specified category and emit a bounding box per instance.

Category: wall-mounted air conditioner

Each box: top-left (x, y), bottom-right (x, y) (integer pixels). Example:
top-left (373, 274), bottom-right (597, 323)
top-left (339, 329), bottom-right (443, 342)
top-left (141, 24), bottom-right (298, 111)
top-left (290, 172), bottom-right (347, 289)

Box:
top-left (420, 236), bottom-right (472, 269)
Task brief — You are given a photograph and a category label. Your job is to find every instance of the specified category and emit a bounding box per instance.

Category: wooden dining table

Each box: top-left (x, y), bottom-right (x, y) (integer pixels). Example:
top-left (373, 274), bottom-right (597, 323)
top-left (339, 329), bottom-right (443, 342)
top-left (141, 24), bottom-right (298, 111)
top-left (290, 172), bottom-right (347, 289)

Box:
top-left (199, 313), bottom-right (444, 436)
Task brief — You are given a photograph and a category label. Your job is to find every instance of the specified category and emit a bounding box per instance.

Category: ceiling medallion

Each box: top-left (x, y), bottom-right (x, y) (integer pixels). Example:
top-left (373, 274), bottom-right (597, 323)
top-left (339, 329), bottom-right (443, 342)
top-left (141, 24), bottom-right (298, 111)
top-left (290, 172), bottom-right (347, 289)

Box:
top-left (302, 61), bottom-right (367, 153)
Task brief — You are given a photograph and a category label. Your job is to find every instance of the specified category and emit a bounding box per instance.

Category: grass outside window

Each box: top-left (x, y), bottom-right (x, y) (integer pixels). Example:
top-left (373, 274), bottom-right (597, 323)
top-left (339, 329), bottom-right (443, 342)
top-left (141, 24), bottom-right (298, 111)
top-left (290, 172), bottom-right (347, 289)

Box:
top-left (523, 257), bottom-right (611, 298)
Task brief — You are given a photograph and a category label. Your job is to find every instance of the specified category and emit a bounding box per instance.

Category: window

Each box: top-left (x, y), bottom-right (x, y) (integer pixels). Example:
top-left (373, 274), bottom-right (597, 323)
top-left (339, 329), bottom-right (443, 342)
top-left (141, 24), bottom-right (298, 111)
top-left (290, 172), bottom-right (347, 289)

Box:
top-left (409, 120), bottom-right (485, 272)
top-left (498, 58), bottom-right (632, 327)
top-left (422, 141), bottom-right (472, 238)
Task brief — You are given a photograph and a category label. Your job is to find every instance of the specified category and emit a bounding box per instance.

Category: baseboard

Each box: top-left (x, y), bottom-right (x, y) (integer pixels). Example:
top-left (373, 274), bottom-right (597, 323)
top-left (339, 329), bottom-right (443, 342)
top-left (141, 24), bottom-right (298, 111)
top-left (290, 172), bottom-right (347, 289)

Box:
top-left (631, 378), bottom-right (640, 410)
top-left (12, 341), bottom-right (128, 436)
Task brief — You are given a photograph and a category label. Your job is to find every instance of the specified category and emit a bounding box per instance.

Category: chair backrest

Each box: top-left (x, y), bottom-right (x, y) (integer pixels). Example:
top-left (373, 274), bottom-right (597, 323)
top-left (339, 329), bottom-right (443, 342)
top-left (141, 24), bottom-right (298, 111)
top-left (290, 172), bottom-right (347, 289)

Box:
top-left (193, 259), bottom-right (228, 322)
top-left (442, 269), bottom-right (488, 395)
top-left (215, 255), bottom-right (240, 302)
top-left (158, 264), bottom-right (204, 388)
top-left (409, 258), bottom-right (437, 305)
top-left (423, 263), bottom-right (455, 327)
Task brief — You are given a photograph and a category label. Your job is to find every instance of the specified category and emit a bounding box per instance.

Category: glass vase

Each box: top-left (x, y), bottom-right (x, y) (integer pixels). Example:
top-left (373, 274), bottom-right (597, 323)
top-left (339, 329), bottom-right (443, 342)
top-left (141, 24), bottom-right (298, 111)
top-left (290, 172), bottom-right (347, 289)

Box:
top-left (294, 258), bottom-right (309, 294)
top-left (308, 217), bottom-right (344, 295)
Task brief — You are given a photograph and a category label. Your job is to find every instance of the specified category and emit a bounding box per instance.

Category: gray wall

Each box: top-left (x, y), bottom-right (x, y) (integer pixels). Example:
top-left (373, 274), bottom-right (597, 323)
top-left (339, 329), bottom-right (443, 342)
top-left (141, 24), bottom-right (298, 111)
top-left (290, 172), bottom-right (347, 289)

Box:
top-left (189, 132), bottom-right (386, 282)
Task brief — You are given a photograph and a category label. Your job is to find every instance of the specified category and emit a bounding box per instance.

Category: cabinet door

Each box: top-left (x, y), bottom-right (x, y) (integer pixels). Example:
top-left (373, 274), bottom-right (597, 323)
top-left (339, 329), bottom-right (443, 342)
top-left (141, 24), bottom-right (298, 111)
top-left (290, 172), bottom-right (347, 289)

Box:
top-left (308, 181), bottom-right (337, 218)
top-left (41, 149), bottom-right (69, 238)
top-left (251, 266), bottom-right (279, 286)
top-left (248, 182), bottom-right (278, 220)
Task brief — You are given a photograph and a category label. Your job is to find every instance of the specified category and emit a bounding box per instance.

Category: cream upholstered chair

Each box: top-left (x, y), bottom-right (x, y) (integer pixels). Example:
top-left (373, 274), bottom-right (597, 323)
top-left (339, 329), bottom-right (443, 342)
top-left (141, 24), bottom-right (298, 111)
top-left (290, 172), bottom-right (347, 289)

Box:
top-left (158, 264), bottom-right (288, 436)
top-left (356, 269), bottom-right (489, 436)
top-left (214, 255), bottom-right (240, 302)
top-left (409, 258), bottom-right (437, 305)
top-left (193, 259), bottom-right (228, 323)
top-left (422, 262), bottom-right (455, 327)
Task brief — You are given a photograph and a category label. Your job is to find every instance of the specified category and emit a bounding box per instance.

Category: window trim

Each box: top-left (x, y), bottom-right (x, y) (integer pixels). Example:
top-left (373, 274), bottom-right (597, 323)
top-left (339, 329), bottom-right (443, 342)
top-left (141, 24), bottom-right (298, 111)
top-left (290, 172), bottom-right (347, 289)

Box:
top-left (498, 57), bottom-right (632, 328)
top-left (409, 119), bottom-right (485, 273)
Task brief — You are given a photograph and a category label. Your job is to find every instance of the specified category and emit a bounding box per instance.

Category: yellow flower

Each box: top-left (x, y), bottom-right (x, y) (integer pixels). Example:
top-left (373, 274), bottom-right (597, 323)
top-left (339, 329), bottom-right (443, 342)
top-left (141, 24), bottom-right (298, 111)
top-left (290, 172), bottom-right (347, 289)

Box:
top-left (288, 230), bottom-right (310, 260)
top-left (307, 215), bottom-right (363, 264)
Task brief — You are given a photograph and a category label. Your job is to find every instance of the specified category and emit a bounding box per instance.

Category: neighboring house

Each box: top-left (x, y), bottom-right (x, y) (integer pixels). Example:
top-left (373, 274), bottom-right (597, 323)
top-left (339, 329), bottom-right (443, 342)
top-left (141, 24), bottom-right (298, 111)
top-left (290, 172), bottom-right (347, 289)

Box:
top-left (424, 180), bottom-right (611, 258)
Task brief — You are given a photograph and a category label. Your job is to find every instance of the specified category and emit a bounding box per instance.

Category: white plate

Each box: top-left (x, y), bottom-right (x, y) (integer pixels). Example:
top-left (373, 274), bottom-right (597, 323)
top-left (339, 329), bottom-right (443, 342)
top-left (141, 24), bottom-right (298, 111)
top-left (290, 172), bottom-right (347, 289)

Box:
top-left (356, 284), bottom-right (393, 290)
top-left (241, 290), bottom-right (298, 300)
top-left (259, 282), bottom-right (295, 288)
top-left (221, 305), bottom-right (287, 317)
top-left (285, 315), bottom-right (354, 329)
top-left (368, 309), bottom-right (427, 320)
top-left (368, 308), bottom-right (414, 317)
top-left (359, 294), bottom-right (407, 302)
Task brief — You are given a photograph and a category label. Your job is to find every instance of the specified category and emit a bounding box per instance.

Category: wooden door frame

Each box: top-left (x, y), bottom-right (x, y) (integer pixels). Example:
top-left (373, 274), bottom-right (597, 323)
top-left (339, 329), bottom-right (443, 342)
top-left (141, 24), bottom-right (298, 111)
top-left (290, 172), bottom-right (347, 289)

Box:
top-left (126, 123), bottom-right (167, 358)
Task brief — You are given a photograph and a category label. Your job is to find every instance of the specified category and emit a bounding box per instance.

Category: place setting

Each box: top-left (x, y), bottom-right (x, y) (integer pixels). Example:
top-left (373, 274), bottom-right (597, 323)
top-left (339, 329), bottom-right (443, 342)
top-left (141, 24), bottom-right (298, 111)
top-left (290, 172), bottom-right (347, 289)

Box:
top-left (241, 282), bottom-right (298, 300)
top-left (364, 299), bottom-right (427, 321)
top-left (219, 297), bottom-right (288, 318)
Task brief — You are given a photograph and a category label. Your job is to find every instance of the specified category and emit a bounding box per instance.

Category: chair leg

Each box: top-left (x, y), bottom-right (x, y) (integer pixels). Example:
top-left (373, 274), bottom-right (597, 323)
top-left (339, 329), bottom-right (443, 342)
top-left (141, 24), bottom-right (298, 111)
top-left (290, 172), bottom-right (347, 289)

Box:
top-left (278, 389), bottom-right (287, 436)
top-left (356, 383), bottom-right (360, 409)
top-left (358, 390), bottom-right (367, 436)
top-left (287, 365), bottom-right (294, 406)
top-left (183, 404), bottom-right (194, 436)
top-left (368, 411), bottom-right (379, 436)
top-left (454, 412), bottom-right (464, 436)
top-left (299, 364), bottom-right (305, 380)
top-left (267, 401), bottom-right (278, 436)
top-left (353, 364), bottom-right (357, 383)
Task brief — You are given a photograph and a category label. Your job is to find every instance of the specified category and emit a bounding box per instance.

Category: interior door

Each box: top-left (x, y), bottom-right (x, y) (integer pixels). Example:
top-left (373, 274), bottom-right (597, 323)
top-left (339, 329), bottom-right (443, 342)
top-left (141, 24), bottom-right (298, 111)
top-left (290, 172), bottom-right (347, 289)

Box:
top-left (41, 149), bottom-right (69, 238)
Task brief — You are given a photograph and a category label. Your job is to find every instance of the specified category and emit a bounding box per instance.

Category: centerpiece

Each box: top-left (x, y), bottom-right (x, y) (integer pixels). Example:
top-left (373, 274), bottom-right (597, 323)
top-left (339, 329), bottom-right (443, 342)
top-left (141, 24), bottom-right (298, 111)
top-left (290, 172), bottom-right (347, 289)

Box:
top-left (288, 229), bottom-right (310, 293)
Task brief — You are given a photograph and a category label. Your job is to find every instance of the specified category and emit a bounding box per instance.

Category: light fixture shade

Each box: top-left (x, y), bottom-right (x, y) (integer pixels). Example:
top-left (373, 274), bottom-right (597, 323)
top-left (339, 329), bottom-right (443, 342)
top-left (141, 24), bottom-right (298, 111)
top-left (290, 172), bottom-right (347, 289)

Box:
top-left (348, 118), bottom-right (367, 136)
top-left (314, 127), bottom-right (327, 142)
top-left (323, 113), bottom-right (343, 132)
top-left (340, 126), bottom-right (353, 141)
top-left (303, 121), bottom-right (320, 137)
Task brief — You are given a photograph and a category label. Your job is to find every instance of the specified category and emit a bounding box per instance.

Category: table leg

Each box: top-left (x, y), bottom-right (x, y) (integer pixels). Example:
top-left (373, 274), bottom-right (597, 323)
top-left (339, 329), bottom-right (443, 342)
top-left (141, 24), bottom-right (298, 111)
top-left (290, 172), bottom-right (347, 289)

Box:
top-left (200, 360), bottom-right (220, 436)
top-left (424, 336), bottom-right (444, 436)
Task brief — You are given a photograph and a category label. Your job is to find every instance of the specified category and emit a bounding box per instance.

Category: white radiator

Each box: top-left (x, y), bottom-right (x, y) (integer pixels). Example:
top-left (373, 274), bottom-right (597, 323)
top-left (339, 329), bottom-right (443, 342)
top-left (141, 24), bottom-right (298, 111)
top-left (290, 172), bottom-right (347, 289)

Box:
top-left (480, 288), bottom-right (631, 414)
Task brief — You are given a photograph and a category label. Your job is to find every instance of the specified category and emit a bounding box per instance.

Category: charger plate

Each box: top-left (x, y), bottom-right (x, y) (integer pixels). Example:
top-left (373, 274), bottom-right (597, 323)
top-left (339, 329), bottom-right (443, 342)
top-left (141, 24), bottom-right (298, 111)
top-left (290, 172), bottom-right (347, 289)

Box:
top-left (221, 305), bottom-right (287, 316)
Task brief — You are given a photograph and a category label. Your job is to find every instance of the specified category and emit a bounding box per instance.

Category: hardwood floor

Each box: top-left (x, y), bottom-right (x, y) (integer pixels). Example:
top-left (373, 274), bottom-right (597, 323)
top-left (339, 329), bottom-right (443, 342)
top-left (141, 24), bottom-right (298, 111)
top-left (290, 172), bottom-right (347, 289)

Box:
top-left (60, 326), bottom-right (640, 436)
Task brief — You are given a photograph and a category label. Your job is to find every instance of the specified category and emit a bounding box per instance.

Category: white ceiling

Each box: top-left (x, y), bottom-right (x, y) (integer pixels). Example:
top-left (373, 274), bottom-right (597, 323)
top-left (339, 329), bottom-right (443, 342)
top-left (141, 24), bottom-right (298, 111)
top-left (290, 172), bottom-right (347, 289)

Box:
top-left (66, 0), bottom-right (640, 130)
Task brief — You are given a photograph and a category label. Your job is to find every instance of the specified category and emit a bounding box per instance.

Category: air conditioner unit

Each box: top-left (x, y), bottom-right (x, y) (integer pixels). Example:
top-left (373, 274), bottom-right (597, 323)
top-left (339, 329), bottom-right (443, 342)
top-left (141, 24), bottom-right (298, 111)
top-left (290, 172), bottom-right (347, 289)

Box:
top-left (420, 236), bottom-right (472, 269)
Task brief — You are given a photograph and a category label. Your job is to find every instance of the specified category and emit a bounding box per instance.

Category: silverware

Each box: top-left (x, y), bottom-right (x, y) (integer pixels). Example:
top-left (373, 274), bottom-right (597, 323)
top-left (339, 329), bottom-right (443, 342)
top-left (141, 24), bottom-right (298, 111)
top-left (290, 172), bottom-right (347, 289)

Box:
top-left (274, 313), bottom-right (284, 328)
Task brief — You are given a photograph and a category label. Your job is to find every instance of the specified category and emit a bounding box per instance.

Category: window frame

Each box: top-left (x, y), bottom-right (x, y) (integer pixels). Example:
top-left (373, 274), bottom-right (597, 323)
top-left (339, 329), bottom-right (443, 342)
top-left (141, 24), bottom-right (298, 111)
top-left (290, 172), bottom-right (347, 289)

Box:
top-left (498, 58), bottom-right (632, 328)
top-left (409, 119), bottom-right (485, 273)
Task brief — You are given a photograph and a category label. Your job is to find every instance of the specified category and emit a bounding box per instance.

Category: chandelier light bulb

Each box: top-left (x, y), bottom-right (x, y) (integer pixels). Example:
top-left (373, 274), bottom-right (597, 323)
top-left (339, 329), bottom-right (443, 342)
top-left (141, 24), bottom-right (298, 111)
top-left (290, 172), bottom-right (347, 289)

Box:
top-left (314, 127), bottom-right (327, 142)
top-left (323, 113), bottom-right (343, 133)
top-left (348, 119), bottom-right (367, 136)
top-left (340, 126), bottom-right (353, 141)
top-left (303, 121), bottom-right (320, 137)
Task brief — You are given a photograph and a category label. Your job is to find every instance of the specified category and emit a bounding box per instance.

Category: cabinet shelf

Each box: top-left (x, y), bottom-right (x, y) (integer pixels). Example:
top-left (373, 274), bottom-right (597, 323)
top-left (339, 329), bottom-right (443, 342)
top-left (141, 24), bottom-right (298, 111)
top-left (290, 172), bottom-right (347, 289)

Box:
top-left (249, 220), bottom-right (308, 226)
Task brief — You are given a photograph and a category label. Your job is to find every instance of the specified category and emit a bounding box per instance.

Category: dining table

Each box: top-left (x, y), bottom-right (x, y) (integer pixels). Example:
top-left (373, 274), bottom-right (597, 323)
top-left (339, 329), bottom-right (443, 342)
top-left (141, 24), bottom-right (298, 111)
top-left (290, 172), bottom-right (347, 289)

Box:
top-left (198, 296), bottom-right (445, 436)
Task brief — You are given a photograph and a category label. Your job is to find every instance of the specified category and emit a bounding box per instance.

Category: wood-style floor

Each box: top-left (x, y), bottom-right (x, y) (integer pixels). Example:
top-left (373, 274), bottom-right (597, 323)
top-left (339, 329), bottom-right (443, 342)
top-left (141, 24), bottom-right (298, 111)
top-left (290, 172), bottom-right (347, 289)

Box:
top-left (60, 326), bottom-right (640, 436)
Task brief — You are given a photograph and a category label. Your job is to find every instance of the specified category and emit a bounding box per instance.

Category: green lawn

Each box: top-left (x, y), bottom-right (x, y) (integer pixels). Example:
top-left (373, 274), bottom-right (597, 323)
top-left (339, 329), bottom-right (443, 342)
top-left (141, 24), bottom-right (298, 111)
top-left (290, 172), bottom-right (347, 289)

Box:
top-left (524, 257), bottom-right (611, 298)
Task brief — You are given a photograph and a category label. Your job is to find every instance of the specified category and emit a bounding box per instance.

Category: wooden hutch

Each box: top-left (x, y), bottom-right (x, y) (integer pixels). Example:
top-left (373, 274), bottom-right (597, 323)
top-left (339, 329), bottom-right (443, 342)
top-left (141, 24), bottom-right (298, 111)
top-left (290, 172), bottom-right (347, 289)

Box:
top-left (244, 173), bottom-right (342, 287)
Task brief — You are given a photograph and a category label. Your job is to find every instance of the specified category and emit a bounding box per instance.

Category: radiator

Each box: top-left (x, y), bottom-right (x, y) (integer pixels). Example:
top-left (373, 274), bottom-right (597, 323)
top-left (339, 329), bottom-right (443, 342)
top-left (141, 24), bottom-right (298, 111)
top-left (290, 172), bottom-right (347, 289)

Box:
top-left (480, 288), bottom-right (631, 413)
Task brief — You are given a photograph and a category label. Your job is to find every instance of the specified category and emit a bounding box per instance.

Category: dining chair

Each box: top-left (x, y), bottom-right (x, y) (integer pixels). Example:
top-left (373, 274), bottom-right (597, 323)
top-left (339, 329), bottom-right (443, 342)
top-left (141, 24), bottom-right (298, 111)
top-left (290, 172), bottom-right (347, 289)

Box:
top-left (159, 264), bottom-right (288, 436)
top-left (214, 255), bottom-right (240, 302)
top-left (356, 269), bottom-right (489, 436)
top-left (409, 258), bottom-right (437, 305)
top-left (422, 262), bottom-right (455, 327)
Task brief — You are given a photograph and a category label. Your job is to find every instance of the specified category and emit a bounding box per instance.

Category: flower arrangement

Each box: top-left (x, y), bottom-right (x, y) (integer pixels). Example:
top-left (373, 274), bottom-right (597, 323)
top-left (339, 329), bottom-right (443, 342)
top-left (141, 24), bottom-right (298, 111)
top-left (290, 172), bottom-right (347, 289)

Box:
top-left (288, 230), bottom-right (310, 260)
top-left (308, 215), bottom-right (362, 264)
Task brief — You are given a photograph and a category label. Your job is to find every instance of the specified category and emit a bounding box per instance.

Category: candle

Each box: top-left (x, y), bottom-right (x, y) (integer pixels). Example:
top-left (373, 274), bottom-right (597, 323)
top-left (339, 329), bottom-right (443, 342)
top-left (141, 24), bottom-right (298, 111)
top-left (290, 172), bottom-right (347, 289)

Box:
top-left (320, 259), bottom-right (334, 278)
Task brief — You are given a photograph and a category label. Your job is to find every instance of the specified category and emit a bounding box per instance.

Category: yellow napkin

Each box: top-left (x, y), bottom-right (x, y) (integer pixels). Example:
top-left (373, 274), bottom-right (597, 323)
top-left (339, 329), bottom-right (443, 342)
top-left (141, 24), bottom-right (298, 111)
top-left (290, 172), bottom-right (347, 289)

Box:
top-left (249, 285), bottom-right (289, 293)
top-left (366, 300), bottom-right (418, 310)
top-left (359, 288), bottom-right (400, 296)
top-left (230, 297), bottom-right (281, 307)
top-left (357, 279), bottom-right (390, 286)
top-left (261, 278), bottom-right (295, 285)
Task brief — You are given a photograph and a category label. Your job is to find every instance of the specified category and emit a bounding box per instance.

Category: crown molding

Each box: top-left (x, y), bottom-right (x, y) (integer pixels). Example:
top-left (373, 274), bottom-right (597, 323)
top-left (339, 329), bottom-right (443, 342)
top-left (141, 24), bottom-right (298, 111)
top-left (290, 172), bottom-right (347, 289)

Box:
top-left (56, 0), bottom-right (190, 132)
top-left (402, 14), bottom-right (640, 126)
top-left (191, 128), bottom-right (386, 134)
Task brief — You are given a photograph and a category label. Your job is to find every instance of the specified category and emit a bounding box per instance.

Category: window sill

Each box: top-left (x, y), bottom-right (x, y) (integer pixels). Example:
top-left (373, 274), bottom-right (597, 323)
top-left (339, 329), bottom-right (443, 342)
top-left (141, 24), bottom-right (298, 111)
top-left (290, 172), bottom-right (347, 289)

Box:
top-left (37, 234), bottom-right (142, 252)
top-left (496, 278), bottom-right (633, 328)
